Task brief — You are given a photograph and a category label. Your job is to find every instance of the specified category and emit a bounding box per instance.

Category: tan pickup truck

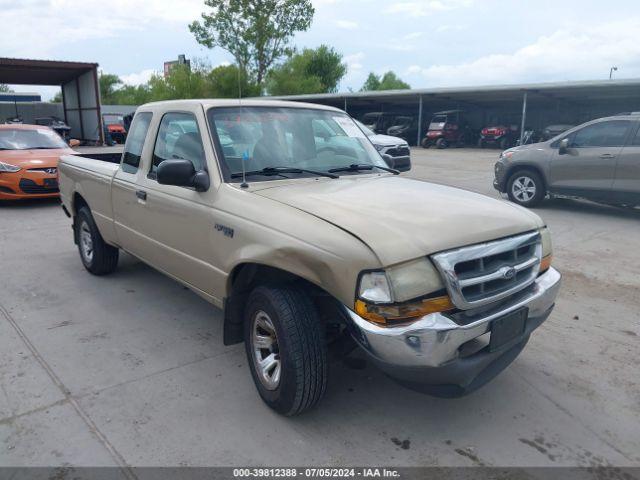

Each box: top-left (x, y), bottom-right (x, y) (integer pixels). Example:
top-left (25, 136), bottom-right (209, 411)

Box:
top-left (58, 100), bottom-right (561, 415)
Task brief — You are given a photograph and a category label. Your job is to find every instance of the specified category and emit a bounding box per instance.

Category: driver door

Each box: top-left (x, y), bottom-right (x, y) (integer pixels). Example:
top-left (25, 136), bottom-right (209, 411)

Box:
top-left (548, 119), bottom-right (632, 202)
top-left (133, 108), bottom-right (223, 300)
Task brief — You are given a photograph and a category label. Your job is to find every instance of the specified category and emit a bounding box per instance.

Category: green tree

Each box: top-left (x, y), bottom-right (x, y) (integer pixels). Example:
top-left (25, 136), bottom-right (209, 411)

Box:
top-left (99, 73), bottom-right (123, 104)
top-left (267, 45), bottom-right (346, 95)
top-left (207, 64), bottom-right (260, 98)
top-left (189, 0), bottom-right (315, 87)
top-left (360, 71), bottom-right (410, 91)
top-left (146, 64), bottom-right (210, 100)
top-left (51, 91), bottom-right (62, 103)
top-left (113, 84), bottom-right (152, 105)
top-left (0, 84), bottom-right (12, 93)
top-left (360, 73), bottom-right (381, 92)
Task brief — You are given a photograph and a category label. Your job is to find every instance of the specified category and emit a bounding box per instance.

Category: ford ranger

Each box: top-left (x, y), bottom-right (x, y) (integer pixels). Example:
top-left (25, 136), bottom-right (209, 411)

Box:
top-left (58, 100), bottom-right (561, 416)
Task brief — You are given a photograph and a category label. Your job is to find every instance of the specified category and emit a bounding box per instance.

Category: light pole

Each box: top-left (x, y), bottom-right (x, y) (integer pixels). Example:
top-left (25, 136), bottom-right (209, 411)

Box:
top-left (610, 66), bottom-right (618, 79)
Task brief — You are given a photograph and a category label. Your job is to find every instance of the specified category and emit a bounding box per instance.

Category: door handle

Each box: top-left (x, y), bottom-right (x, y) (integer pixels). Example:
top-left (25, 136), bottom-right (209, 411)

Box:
top-left (599, 153), bottom-right (615, 159)
top-left (135, 190), bottom-right (147, 201)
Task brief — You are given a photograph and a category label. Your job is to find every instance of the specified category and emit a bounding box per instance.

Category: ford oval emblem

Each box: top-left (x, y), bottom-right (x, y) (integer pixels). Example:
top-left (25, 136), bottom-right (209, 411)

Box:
top-left (501, 266), bottom-right (517, 280)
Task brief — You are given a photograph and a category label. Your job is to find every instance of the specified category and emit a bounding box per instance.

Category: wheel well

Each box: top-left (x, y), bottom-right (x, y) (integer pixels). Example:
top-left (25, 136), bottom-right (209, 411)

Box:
top-left (505, 164), bottom-right (547, 191)
top-left (223, 263), bottom-right (338, 346)
top-left (72, 192), bottom-right (89, 216)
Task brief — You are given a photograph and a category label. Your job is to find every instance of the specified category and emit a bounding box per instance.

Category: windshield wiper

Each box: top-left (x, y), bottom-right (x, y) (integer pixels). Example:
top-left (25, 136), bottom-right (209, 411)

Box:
top-left (231, 166), bottom-right (338, 180)
top-left (328, 163), bottom-right (400, 175)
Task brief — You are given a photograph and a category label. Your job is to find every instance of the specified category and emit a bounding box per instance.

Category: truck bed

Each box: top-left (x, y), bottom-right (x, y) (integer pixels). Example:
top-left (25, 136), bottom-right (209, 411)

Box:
top-left (58, 154), bottom-right (120, 243)
top-left (71, 146), bottom-right (123, 164)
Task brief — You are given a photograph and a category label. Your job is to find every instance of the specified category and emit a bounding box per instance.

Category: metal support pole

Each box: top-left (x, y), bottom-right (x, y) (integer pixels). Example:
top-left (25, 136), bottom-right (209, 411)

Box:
top-left (344, 96), bottom-right (347, 113)
top-left (520, 91), bottom-right (528, 145)
top-left (416, 94), bottom-right (423, 147)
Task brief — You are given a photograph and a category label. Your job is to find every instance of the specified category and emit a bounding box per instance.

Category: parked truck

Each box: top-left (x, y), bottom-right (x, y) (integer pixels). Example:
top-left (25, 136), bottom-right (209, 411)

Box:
top-left (58, 100), bottom-right (560, 415)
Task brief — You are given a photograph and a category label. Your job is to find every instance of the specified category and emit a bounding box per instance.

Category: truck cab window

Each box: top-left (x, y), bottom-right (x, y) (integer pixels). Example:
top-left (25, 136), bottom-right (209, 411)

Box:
top-left (150, 112), bottom-right (205, 178)
top-left (121, 112), bottom-right (152, 174)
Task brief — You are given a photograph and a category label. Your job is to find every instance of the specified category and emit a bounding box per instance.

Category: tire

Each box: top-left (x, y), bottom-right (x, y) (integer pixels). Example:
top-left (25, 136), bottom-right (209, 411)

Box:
top-left (436, 138), bottom-right (447, 149)
top-left (500, 137), bottom-right (511, 150)
top-left (420, 138), bottom-right (430, 148)
top-left (76, 206), bottom-right (119, 275)
top-left (244, 285), bottom-right (327, 416)
top-left (506, 170), bottom-right (545, 208)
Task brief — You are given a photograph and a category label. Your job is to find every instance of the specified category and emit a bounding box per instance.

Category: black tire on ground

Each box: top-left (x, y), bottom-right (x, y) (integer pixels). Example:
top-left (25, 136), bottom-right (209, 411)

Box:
top-left (436, 138), bottom-right (447, 149)
top-left (76, 206), bottom-right (119, 275)
top-left (244, 285), bottom-right (327, 416)
top-left (506, 169), bottom-right (546, 208)
top-left (421, 138), bottom-right (430, 148)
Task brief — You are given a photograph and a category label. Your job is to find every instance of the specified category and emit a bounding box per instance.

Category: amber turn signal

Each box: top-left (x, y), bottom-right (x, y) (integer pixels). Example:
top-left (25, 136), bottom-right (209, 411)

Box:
top-left (540, 254), bottom-right (552, 273)
top-left (355, 295), bottom-right (455, 326)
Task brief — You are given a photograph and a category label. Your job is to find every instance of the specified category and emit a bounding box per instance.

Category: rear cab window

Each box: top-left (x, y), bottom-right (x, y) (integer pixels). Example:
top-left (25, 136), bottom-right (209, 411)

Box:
top-left (121, 112), bottom-right (152, 174)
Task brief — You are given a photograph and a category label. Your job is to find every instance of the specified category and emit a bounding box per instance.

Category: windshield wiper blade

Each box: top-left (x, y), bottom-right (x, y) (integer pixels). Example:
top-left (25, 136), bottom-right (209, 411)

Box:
top-left (231, 166), bottom-right (338, 180)
top-left (328, 163), bottom-right (400, 175)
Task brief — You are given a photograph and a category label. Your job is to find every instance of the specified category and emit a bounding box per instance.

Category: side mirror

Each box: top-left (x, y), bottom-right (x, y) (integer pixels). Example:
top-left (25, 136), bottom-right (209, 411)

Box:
top-left (69, 139), bottom-right (80, 148)
top-left (558, 138), bottom-right (569, 155)
top-left (156, 159), bottom-right (210, 192)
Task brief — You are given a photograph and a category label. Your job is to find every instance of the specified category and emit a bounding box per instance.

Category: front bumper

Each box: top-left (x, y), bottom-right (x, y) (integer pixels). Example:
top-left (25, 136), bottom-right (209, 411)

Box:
top-left (493, 161), bottom-right (508, 192)
top-left (0, 171), bottom-right (59, 200)
top-left (343, 267), bottom-right (561, 396)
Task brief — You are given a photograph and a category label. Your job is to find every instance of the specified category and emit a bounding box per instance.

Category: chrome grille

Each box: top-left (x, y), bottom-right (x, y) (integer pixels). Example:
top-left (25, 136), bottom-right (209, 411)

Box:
top-left (431, 231), bottom-right (542, 309)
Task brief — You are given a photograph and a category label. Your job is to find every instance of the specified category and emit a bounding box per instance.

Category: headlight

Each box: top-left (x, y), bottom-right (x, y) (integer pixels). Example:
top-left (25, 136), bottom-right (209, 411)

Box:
top-left (356, 258), bottom-right (453, 325)
top-left (500, 151), bottom-right (514, 160)
top-left (373, 144), bottom-right (385, 151)
top-left (539, 227), bottom-right (553, 273)
top-left (0, 161), bottom-right (21, 173)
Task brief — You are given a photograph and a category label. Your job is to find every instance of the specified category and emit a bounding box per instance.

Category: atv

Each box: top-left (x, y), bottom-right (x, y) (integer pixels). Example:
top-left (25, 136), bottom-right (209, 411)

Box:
top-left (420, 110), bottom-right (469, 149)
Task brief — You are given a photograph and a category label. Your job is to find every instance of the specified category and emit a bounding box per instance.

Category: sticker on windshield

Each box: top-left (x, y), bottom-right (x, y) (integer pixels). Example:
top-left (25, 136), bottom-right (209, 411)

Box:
top-left (332, 116), bottom-right (366, 138)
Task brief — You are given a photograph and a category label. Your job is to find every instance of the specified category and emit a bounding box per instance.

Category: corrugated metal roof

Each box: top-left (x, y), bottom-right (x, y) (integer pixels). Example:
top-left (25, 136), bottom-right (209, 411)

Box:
top-left (264, 78), bottom-right (640, 103)
top-left (0, 57), bottom-right (98, 85)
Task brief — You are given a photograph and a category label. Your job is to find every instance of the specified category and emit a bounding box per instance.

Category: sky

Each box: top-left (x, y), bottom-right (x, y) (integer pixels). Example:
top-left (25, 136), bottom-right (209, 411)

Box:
top-left (2, 0), bottom-right (640, 100)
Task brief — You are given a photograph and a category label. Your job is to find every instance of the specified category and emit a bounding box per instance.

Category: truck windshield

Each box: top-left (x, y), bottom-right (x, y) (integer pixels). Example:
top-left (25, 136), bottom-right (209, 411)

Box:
top-left (207, 107), bottom-right (388, 182)
top-left (0, 128), bottom-right (68, 150)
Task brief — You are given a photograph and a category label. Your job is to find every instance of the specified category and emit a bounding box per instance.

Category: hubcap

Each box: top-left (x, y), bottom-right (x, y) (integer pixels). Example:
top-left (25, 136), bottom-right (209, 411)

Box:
top-left (79, 221), bottom-right (94, 263)
top-left (512, 176), bottom-right (536, 202)
top-left (251, 311), bottom-right (281, 390)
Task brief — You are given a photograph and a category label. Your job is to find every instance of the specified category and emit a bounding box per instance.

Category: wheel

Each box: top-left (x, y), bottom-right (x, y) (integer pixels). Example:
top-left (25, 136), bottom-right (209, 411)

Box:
top-left (500, 137), bottom-right (511, 150)
top-left (507, 170), bottom-right (545, 207)
top-left (420, 138), bottom-right (430, 148)
top-left (436, 138), bottom-right (447, 149)
top-left (244, 285), bottom-right (327, 416)
top-left (76, 206), bottom-right (119, 275)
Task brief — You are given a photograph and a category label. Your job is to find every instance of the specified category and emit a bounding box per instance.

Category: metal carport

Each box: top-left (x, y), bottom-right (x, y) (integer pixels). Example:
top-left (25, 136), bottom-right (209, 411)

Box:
top-left (269, 79), bottom-right (640, 145)
top-left (0, 57), bottom-right (103, 144)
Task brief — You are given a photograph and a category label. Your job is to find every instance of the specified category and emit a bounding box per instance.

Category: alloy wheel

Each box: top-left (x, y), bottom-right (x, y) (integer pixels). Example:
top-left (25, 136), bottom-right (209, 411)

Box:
top-left (251, 311), bottom-right (281, 390)
top-left (511, 176), bottom-right (536, 202)
top-left (79, 221), bottom-right (94, 263)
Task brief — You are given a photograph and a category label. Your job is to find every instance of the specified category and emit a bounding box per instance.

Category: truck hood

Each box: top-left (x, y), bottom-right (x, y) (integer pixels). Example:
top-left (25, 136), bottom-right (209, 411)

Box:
top-left (252, 175), bottom-right (544, 266)
top-left (367, 133), bottom-right (407, 147)
top-left (0, 148), bottom-right (74, 168)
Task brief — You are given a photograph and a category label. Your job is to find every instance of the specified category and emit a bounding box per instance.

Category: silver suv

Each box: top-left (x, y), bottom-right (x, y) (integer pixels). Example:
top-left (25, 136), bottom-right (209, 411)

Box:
top-left (494, 113), bottom-right (640, 208)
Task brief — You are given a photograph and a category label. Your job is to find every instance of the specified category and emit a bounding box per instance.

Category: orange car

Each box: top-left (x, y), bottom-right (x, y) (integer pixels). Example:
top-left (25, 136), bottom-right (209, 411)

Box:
top-left (0, 124), bottom-right (76, 200)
